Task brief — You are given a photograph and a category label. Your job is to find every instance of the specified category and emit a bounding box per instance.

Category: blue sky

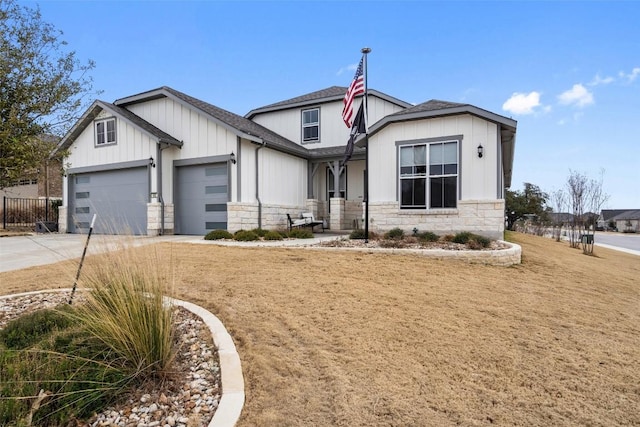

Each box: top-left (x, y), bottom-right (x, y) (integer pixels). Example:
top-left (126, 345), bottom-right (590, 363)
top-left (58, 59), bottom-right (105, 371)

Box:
top-left (23, 0), bottom-right (640, 208)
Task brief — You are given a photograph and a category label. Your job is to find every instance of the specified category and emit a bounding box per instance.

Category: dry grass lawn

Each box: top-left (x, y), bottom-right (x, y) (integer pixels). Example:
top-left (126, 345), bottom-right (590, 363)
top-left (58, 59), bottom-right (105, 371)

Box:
top-left (1, 232), bottom-right (638, 426)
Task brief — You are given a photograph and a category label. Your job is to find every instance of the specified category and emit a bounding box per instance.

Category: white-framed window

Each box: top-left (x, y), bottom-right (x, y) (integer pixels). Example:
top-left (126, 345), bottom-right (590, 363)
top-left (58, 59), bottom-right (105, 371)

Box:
top-left (302, 108), bottom-right (319, 143)
top-left (399, 140), bottom-right (458, 209)
top-left (95, 118), bottom-right (117, 146)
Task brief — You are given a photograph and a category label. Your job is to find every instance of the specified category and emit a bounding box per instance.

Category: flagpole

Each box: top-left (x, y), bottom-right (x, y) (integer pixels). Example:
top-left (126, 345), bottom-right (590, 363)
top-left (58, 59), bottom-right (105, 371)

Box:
top-left (361, 47), bottom-right (371, 243)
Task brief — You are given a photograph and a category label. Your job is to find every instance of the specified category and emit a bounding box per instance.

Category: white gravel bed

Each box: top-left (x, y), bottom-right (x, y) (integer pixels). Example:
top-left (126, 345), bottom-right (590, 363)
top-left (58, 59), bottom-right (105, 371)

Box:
top-left (0, 291), bottom-right (221, 427)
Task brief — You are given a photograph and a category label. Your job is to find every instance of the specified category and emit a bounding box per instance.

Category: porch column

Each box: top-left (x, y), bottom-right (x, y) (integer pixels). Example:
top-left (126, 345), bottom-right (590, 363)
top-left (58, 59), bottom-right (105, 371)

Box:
top-left (329, 198), bottom-right (345, 230)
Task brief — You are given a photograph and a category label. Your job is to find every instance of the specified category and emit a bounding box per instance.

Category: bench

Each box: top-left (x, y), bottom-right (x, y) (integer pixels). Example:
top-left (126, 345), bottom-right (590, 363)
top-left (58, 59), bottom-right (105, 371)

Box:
top-left (287, 213), bottom-right (325, 233)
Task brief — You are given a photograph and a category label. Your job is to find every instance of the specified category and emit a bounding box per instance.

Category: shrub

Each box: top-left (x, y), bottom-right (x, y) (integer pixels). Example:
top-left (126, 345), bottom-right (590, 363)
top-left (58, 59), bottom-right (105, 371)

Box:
top-left (277, 229), bottom-right (290, 238)
top-left (384, 227), bottom-right (405, 240)
top-left (70, 246), bottom-right (176, 377)
top-left (417, 231), bottom-right (439, 242)
top-left (204, 229), bottom-right (233, 240)
top-left (470, 235), bottom-right (491, 249)
top-left (264, 230), bottom-right (284, 240)
top-left (0, 337), bottom-right (132, 425)
top-left (452, 231), bottom-right (473, 244)
top-left (0, 306), bottom-right (72, 350)
top-left (234, 230), bottom-right (260, 241)
top-left (251, 228), bottom-right (269, 237)
top-left (289, 228), bottom-right (314, 239)
top-left (349, 229), bottom-right (366, 239)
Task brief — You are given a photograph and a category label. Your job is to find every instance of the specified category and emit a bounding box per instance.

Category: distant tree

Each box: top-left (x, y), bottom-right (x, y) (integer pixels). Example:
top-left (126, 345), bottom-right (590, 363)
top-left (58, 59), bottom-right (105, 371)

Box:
top-left (565, 169), bottom-right (609, 254)
top-left (505, 183), bottom-right (549, 231)
top-left (0, 0), bottom-right (99, 186)
top-left (549, 188), bottom-right (567, 241)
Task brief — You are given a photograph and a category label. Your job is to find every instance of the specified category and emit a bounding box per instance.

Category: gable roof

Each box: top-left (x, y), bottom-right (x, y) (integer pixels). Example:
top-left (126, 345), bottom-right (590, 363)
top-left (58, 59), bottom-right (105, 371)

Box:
top-left (115, 86), bottom-right (308, 158)
top-left (606, 209), bottom-right (640, 221)
top-left (600, 209), bottom-right (640, 221)
top-left (245, 86), bottom-right (412, 118)
top-left (366, 99), bottom-right (518, 188)
top-left (53, 100), bottom-right (183, 155)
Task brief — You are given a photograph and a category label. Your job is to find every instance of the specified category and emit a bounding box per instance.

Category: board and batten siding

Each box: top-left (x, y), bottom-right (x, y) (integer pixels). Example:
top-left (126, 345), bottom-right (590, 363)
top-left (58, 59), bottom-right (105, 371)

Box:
top-left (66, 111), bottom-right (157, 169)
top-left (237, 141), bottom-right (306, 206)
top-left (126, 98), bottom-right (238, 160)
top-left (258, 147), bottom-right (307, 206)
top-left (368, 114), bottom-right (500, 203)
top-left (251, 96), bottom-right (405, 149)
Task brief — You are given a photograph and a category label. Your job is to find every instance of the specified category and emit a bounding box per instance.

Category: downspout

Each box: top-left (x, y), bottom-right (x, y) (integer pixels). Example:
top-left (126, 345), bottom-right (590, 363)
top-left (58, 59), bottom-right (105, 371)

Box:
top-left (255, 141), bottom-right (266, 229)
top-left (156, 143), bottom-right (164, 235)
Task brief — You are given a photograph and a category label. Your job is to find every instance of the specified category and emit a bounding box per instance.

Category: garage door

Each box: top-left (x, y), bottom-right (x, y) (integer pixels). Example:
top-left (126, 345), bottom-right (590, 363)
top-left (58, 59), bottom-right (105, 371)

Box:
top-left (175, 163), bottom-right (228, 235)
top-left (70, 167), bottom-right (148, 235)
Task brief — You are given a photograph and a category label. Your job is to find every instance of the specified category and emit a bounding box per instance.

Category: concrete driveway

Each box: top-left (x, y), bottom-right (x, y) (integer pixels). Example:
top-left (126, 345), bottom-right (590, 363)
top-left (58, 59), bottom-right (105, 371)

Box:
top-left (0, 234), bottom-right (200, 273)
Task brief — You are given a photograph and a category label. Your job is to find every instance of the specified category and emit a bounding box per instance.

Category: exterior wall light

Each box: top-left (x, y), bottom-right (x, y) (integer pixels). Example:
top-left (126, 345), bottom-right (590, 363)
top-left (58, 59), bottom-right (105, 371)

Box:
top-left (230, 151), bottom-right (237, 164)
top-left (477, 144), bottom-right (484, 158)
top-left (149, 157), bottom-right (156, 168)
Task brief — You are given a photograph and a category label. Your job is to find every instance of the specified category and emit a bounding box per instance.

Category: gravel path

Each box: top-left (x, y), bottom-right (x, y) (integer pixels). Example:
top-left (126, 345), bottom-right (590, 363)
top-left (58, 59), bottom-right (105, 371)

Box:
top-left (0, 292), bottom-right (221, 427)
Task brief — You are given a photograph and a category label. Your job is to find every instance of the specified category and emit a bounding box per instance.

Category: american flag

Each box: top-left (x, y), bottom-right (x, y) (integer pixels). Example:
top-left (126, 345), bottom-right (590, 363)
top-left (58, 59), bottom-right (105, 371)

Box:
top-left (342, 57), bottom-right (364, 128)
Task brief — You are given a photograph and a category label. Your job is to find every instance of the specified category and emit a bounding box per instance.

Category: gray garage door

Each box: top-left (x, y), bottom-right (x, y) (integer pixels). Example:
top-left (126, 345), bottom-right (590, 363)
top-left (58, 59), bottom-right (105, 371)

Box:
top-left (70, 167), bottom-right (148, 235)
top-left (175, 163), bottom-right (228, 235)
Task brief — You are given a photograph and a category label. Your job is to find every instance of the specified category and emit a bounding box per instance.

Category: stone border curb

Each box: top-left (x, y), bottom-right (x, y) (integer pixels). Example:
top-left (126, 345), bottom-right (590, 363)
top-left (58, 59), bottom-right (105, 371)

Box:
top-left (196, 238), bottom-right (522, 266)
top-left (301, 240), bottom-right (522, 266)
top-left (0, 289), bottom-right (245, 427)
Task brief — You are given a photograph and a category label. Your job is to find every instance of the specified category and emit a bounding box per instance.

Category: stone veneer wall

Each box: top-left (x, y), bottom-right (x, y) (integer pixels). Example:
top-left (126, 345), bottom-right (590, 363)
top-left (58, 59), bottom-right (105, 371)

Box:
top-left (147, 202), bottom-right (174, 236)
top-left (227, 202), bottom-right (308, 232)
top-left (366, 199), bottom-right (505, 240)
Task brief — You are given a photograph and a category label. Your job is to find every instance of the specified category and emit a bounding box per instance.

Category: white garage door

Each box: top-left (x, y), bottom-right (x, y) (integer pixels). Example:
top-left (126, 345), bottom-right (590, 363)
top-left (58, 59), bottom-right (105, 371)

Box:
top-left (70, 167), bottom-right (148, 235)
top-left (175, 163), bottom-right (228, 235)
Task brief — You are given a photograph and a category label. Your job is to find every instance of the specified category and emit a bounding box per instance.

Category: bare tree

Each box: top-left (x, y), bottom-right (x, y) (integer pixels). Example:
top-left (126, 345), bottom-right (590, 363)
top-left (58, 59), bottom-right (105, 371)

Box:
top-left (565, 169), bottom-right (609, 254)
top-left (549, 188), bottom-right (567, 242)
top-left (583, 169), bottom-right (610, 255)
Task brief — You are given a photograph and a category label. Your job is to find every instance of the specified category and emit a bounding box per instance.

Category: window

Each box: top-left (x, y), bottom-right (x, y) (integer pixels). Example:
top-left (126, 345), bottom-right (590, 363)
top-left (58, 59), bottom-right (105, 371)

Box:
top-left (327, 166), bottom-right (347, 212)
top-left (399, 141), bottom-right (458, 209)
top-left (327, 166), bottom-right (347, 199)
top-left (95, 118), bottom-right (116, 146)
top-left (302, 108), bottom-right (319, 143)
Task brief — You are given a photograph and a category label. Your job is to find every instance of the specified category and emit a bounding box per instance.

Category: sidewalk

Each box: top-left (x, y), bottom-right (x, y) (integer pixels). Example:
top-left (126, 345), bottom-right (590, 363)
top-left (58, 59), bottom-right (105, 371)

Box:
top-left (0, 233), bottom-right (347, 273)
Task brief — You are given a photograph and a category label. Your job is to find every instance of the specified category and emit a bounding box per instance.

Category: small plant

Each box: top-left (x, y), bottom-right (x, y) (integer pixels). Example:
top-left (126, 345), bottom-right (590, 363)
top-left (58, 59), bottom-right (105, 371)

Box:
top-left (263, 230), bottom-right (284, 240)
top-left (277, 229), bottom-right (290, 238)
top-left (452, 231), bottom-right (473, 244)
top-left (349, 229), bottom-right (366, 239)
top-left (384, 227), bottom-right (405, 240)
top-left (234, 230), bottom-right (260, 241)
top-left (251, 228), bottom-right (269, 238)
top-left (289, 228), bottom-right (314, 239)
top-left (417, 231), bottom-right (439, 242)
top-left (470, 235), bottom-right (491, 249)
top-left (204, 229), bottom-right (233, 240)
top-left (0, 306), bottom-right (72, 350)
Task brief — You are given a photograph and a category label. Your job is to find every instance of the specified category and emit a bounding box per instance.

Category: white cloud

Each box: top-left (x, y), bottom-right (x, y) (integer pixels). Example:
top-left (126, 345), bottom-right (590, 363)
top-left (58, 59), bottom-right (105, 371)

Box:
top-left (502, 91), bottom-right (542, 115)
top-left (557, 84), bottom-right (594, 107)
top-left (336, 63), bottom-right (358, 76)
top-left (589, 73), bottom-right (615, 86)
top-left (619, 67), bottom-right (640, 83)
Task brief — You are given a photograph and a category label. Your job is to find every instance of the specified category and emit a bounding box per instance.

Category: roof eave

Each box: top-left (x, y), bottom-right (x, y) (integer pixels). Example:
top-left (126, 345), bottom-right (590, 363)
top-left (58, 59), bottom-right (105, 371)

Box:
top-left (246, 89), bottom-right (412, 119)
top-left (369, 105), bottom-right (517, 136)
top-left (52, 100), bottom-right (183, 156)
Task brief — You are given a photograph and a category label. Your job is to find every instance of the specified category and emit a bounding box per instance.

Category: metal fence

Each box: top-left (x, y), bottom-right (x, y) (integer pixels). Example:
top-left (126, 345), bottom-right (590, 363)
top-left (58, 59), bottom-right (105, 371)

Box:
top-left (2, 196), bottom-right (61, 230)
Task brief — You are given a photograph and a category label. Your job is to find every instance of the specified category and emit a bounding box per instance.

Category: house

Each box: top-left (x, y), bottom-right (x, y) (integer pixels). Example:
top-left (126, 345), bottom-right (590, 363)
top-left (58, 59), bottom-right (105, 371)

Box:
top-left (0, 135), bottom-right (63, 200)
top-left (55, 86), bottom-right (516, 239)
top-left (600, 209), bottom-right (640, 232)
